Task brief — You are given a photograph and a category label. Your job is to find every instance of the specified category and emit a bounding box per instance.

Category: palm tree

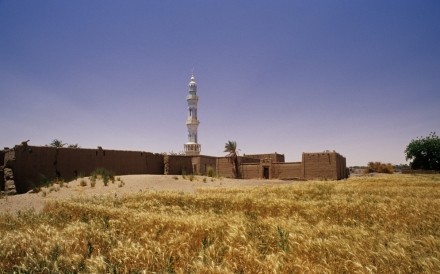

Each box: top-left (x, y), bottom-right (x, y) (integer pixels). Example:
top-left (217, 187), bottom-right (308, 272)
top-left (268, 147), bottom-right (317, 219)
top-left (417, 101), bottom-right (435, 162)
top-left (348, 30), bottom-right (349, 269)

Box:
top-left (224, 140), bottom-right (241, 179)
top-left (49, 139), bottom-right (66, 148)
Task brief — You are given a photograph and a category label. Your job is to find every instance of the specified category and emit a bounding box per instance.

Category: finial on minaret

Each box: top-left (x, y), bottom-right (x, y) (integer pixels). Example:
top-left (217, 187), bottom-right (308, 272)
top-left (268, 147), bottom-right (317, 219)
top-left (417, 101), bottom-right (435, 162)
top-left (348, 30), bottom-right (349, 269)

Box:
top-left (184, 73), bottom-right (201, 156)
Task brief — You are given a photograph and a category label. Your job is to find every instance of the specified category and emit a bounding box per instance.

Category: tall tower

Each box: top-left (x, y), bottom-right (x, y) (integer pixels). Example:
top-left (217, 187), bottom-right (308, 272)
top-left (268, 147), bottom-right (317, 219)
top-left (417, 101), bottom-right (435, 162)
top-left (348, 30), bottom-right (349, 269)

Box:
top-left (184, 74), bottom-right (201, 156)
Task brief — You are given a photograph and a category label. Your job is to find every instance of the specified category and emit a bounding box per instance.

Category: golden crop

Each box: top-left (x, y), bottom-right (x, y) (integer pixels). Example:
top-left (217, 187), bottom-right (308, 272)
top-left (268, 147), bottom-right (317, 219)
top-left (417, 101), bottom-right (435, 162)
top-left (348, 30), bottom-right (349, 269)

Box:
top-left (0, 174), bottom-right (439, 273)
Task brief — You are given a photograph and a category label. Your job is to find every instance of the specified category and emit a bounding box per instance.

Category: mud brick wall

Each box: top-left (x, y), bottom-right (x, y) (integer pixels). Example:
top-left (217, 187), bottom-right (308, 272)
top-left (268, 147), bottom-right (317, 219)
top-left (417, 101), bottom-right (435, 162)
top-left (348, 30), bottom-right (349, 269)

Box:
top-left (145, 153), bottom-right (165, 174)
top-left (3, 142), bottom-right (349, 193)
top-left (216, 157), bottom-right (235, 178)
top-left (0, 150), bottom-right (4, 167)
top-left (12, 146), bottom-right (59, 192)
top-left (56, 148), bottom-right (164, 180)
top-left (6, 145), bottom-right (165, 193)
top-left (302, 152), bottom-right (336, 179)
top-left (241, 163), bottom-right (260, 179)
top-left (97, 149), bottom-right (163, 175)
top-left (272, 162), bottom-right (302, 179)
top-left (216, 157), bottom-right (259, 178)
top-left (192, 156), bottom-right (217, 175)
top-left (335, 153), bottom-right (348, 179)
top-left (167, 155), bottom-right (193, 175)
top-left (302, 152), bottom-right (347, 180)
top-left (243, 153), bottom-right (285, 163)
top-left (0, 150), bottom-right (4, 190)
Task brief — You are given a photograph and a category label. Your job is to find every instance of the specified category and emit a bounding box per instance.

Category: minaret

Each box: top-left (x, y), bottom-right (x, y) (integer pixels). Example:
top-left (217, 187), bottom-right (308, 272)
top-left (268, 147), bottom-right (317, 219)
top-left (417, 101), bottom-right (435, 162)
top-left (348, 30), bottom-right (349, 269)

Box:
top-left (184, 74), bottom-right (201, 156)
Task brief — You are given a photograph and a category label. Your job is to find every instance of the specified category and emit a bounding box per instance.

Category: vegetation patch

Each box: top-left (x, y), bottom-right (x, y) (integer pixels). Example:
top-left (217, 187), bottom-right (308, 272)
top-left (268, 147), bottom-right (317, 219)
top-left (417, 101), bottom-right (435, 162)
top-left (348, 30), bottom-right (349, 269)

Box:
top-left (365, 161), bottom-right (395, 174)
top-left (90, 168), bottom-right (115, 187)
top-left (0, 174), bottom-right (439, 273)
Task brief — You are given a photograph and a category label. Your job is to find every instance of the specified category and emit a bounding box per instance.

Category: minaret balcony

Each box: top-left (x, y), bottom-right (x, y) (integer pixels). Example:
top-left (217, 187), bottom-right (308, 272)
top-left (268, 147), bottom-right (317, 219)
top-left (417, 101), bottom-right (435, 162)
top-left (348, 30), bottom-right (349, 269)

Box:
top-left (187, 94), bottom-right (199, 100)
top-left (184, 143), bottom-right (201, 156)
top-left (186, 119), bottom-right (200, 125)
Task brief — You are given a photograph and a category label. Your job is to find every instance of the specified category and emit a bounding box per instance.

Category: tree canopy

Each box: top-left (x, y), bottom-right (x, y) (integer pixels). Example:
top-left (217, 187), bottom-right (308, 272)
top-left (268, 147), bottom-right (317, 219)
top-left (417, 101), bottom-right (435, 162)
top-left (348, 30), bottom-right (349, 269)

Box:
top-left (49, 139), bottom-right (66, 148)
top-left (405, 132), bottom-right (440, 171)
top-left (48, 139), bottom-right (80, 148)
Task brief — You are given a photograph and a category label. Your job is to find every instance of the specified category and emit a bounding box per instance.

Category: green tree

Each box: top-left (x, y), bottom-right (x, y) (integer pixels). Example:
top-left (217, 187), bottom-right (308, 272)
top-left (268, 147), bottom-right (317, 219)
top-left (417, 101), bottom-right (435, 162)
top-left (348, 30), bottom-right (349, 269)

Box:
top-left (224, 140), bottom-right (241, 179)
top-left (405, 132), bottom-right (440, 171)
top-left (67, 144), bottom-right (80, 148)
top-left (49, 139), bottom-right (66, 148)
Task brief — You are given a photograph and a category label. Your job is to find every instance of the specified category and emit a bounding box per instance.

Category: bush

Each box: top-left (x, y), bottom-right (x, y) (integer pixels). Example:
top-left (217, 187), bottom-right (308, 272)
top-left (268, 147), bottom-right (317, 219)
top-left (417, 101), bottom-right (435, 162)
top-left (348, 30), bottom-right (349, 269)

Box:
top-left (207, 166), bottom-right (215, 177)
top-left (365, 162), bottom-right (395, 174)
top-left (90, 168), bottom-right (114, 186)
top-left (79, 179), bottom-right (87, 187)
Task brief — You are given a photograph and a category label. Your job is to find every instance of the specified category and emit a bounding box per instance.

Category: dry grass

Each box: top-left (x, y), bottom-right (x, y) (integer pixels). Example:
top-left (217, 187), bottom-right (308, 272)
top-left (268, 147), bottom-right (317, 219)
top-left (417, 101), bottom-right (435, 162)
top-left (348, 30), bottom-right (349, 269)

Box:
top-left (0, 174), bottom-right (439, 273)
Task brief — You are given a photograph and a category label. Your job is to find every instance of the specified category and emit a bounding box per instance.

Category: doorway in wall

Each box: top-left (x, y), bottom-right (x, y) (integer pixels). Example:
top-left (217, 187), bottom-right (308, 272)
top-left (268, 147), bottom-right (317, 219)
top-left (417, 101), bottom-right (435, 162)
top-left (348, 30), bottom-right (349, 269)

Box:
top-left (263, 166), bottom-right (269, 179)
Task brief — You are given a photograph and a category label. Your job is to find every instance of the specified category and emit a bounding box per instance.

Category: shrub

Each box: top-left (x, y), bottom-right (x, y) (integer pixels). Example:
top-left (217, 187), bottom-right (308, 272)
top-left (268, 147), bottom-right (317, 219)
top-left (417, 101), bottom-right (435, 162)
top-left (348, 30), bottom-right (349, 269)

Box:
top-left (55, 178), bottom-right (65, 188)
top-left (365, 162), bottom-right (395, 174)
top-left (207, 166), bottom-right (216, 177)
top-left (90, 168), bottom-right (114, 186)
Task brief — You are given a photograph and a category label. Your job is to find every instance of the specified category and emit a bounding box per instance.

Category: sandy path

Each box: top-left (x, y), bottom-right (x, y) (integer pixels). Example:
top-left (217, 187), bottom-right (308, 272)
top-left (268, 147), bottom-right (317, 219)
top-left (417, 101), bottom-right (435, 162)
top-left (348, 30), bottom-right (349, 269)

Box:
top-left (0, 175), bottom-right (295, 214)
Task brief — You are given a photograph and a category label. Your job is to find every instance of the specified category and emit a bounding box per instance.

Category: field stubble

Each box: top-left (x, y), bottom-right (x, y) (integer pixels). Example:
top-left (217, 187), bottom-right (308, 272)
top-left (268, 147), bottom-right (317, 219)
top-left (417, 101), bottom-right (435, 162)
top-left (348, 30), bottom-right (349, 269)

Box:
top-left (0, 174), bottom-right (439, 273)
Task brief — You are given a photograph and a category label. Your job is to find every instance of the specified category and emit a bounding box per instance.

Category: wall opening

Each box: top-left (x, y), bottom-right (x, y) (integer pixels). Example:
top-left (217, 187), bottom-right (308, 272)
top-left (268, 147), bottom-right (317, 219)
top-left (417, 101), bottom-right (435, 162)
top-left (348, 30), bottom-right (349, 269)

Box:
top-left (263, 166), bottom-right (269, 179)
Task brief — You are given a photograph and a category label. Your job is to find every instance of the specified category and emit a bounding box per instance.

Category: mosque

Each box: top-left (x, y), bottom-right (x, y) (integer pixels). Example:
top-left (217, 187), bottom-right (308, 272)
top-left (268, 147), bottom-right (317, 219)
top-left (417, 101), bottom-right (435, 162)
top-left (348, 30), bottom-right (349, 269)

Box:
top-left (178, 74), bottom-right (348, 180)
top-left (1, 74), bottom-right (348, 194)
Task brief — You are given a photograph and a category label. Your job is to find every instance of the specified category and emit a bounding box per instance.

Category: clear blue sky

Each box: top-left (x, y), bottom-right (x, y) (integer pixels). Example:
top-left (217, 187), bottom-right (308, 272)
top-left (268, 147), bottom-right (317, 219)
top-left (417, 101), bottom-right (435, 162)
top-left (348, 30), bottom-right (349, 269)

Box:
top-left (1, 1), bottom-right (439, 166)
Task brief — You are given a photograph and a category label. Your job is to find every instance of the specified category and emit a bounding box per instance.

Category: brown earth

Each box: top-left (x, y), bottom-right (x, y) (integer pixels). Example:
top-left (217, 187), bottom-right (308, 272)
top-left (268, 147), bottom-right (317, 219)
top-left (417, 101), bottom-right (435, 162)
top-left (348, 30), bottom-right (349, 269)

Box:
top-left (0, 175), bottom-right (297, 214)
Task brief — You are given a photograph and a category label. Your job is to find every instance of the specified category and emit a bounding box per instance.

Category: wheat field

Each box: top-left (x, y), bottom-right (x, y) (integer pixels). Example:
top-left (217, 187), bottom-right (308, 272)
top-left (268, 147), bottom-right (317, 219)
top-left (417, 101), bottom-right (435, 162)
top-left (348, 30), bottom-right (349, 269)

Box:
top-left (0, 174), bottom-right (439, 273)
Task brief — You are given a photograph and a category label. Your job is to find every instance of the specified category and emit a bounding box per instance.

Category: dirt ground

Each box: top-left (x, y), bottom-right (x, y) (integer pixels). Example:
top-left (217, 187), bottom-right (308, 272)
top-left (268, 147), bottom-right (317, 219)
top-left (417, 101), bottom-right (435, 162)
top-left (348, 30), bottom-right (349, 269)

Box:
top-left (0, 175), bottom-right (297, 214)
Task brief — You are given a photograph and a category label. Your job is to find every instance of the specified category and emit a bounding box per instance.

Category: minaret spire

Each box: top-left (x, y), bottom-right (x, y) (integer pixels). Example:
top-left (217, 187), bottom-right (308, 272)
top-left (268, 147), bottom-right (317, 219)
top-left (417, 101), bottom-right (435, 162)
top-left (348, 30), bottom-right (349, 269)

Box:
top-left (184, 73), bottom-right (201, 156)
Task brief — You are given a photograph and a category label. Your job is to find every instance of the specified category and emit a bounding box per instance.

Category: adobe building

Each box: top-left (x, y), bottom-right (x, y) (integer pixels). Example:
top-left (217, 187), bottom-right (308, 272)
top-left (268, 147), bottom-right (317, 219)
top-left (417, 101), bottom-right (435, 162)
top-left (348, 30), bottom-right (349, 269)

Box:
top-left (0, 74), bottom-right (348, 194)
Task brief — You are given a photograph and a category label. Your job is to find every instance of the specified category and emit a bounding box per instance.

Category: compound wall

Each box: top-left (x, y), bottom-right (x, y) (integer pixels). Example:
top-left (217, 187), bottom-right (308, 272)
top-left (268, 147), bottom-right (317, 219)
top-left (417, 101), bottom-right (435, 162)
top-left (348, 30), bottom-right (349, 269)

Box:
top-left (167, 155), bottom-right (193, 175)
top-left (217, 157), bottom-right (260, 178)
top-left (272, 162), bottom-right (302, 179)
top-left (216, 157), bottom-right (235, 178)
top-left (4, 145), bottom-right (164, 193)
top-left (2, 143), bottom-right (348, 193)
top-left (193, 156), bottom-right (217, 175)
top-left (0, 150), bottom-right (4, 190)
top-left (241, 163), bottom-right (260, 179)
